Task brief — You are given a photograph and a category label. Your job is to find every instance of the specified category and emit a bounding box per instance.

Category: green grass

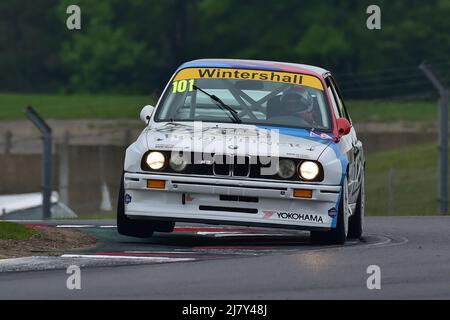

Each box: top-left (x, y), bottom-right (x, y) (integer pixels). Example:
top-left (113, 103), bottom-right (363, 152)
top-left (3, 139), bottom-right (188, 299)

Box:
top-left (346, 100), bottom-right (436, 123)
top-left (0, 222), bottom-right (38, 240)
top-left (0, 93), bottom-right (438, 122)
top-left (365, 143), bottom-right (445, 216)
top-left (0, 93), bottom-right (153, 120)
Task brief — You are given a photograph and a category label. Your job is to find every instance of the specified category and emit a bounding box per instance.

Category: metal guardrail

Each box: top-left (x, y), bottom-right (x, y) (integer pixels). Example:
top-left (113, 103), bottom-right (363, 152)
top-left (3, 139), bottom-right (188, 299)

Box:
top-left (25, 106), bottom-right (52, 219)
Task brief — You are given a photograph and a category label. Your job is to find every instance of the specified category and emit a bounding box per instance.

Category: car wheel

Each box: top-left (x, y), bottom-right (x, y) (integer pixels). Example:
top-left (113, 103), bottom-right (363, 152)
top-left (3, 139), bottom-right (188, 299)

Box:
top-left (117, 173), bottom-right (155, 238)
top-left (151, 221), bottom-right (175, 233)
top-left (311, 176), bottom-right (349, 245)
top-left (348, 173), bottom-right (364, 239)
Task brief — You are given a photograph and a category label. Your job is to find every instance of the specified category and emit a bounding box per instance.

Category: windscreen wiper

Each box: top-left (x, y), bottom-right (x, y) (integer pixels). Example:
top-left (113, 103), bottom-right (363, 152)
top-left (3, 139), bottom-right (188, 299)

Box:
top-left (193, 84), bottom-right (242, 123)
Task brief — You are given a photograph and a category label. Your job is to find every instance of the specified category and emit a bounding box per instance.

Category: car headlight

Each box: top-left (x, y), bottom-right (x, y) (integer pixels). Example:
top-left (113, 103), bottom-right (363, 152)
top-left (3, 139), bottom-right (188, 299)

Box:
top-left (169, 152), bottom-right (188, 172)
top-left (299, 161), bottom-right (320, 180)
top-left (277, 159), bottom-right (296, 179)
top-left (145, 151), bottom-right (166, 170)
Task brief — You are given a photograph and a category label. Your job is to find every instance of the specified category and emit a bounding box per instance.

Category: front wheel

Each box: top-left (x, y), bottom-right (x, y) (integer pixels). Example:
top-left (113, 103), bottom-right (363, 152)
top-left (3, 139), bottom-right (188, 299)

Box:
top-left (348, 173), bottom-right (364, 239)
top-left (311, 177), bottom-right (349, 245)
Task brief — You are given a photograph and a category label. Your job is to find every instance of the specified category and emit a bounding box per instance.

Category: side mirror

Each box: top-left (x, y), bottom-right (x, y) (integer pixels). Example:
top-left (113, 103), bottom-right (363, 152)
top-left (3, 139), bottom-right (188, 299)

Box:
top-left (140, 105), bottom-right (155, 124)
top-left (336, 118), bottom-right (352, 137)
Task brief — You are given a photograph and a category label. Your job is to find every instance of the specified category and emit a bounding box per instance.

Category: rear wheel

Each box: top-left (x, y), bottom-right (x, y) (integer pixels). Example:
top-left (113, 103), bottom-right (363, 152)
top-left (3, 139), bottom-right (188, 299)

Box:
top-left (311, 177), bottom-right (349, 245)
top-left (117, 173), bottom-right (174, 238)
top-left (348, 173), bottom-right (364, 239)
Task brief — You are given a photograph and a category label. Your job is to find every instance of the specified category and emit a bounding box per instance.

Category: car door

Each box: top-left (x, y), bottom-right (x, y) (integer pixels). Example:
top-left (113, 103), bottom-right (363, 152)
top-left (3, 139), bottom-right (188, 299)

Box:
top-left (326, 75), bottom-right (363, 204)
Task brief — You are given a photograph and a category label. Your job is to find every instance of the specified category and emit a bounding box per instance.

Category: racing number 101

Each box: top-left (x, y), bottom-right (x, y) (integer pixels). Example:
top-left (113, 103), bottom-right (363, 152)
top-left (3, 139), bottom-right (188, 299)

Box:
top-left (172, 79), bottom-right (194, 93)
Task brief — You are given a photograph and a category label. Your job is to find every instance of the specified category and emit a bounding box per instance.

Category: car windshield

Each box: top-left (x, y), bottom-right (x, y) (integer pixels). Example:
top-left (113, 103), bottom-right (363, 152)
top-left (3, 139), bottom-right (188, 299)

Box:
top-left (155, 67), bottom-right (332, 130)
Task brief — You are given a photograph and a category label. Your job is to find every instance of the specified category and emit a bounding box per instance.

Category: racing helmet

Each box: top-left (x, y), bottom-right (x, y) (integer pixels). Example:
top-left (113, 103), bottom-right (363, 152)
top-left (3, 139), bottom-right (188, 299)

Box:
top-left (280, 86), bottom-right (314, 113)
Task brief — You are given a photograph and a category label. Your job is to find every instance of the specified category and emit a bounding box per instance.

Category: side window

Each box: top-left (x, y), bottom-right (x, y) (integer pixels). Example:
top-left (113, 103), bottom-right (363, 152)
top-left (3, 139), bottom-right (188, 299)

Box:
top-left (329, 77), bottom-right (350, 121)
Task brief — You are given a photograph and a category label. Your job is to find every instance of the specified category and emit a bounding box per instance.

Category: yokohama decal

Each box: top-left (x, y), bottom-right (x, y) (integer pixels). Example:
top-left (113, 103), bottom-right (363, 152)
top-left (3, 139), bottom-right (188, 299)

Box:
top-left (263, 211), bottom-right (323, 223)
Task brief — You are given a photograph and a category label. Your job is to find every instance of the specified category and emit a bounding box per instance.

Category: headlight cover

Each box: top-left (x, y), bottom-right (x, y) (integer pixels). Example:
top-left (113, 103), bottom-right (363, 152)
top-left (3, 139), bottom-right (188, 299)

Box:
top-left (145, 151), bottom-right (166, 170)
top-left (298, 161), bottom-right (320, 180)
top-left (169, 152), bottom-right (188, 172)
top-left (277, 159), bottom-right (296, 179)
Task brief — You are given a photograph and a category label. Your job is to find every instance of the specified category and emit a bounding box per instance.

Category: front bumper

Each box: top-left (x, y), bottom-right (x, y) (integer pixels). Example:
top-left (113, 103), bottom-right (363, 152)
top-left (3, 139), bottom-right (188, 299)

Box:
top-left (123, 172), bottom-right (341, 231)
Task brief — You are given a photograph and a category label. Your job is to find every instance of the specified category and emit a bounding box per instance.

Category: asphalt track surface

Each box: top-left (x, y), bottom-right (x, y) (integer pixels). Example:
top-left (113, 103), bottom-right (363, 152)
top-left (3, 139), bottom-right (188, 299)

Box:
top-left (0, 216), bottom-right (449, 299)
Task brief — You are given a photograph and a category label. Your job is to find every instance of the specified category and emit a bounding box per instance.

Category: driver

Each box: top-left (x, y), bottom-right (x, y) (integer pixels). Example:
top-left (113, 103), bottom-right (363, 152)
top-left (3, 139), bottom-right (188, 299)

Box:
top-left (279, 87), bottom-right (316, 125)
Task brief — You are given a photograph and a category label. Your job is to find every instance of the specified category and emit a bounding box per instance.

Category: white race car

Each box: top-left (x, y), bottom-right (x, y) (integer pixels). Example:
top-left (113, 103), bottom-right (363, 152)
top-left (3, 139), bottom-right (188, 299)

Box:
top-left (118, 59), bottom-right (365, 244)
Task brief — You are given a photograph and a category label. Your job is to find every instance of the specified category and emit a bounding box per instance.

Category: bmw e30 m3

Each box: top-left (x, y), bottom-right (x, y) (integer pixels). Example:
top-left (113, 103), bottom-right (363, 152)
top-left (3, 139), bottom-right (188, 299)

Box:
top-left (118, 59), bottom-right (365, 244)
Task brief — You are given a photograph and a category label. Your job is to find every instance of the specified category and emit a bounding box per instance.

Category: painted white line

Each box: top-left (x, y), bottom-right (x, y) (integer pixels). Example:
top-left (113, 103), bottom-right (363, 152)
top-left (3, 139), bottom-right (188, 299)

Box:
top-left (196, 231), bottom-right (242, 235)
top-left (365, 234), bottom-right (409, 248)
top-left (366, 235), bottom-right (391, 247)
top-left (124, 251), bottom-right (198, 254)
top-left (210, 233), bottom-right (287, 237)
top-left (56, 225), bottom-right (115, 228)
top-left (61, 254), bottom-right (195, 262)
top-left (213, 233), bottom-right (275, 237)
top-left (56, 225), bottom-right (95, 228)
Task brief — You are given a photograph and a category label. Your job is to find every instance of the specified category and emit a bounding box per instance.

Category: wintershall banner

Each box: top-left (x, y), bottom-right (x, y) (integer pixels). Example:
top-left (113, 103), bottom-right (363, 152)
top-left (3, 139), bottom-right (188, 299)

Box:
top-left (174, 67), bottom-right (324, 90)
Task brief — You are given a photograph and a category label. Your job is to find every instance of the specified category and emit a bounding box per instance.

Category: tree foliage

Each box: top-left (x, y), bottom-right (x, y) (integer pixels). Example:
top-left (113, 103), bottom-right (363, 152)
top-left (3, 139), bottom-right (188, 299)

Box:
top-left (0, 0), bottom-right (449, 97)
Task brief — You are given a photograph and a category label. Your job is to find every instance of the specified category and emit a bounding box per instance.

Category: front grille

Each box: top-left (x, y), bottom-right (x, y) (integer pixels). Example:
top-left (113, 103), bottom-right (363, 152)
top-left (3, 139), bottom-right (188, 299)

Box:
top-left (213, 163), bottom-right (230, 176)
top-left (141, 151), bottom-right (323, 182)
top-left (213, 155), bottom-right (250, 177)
top-left (199, 205), bottom-right (258, 214)
top-left (220, 195), bottom-right (259, 202)
top-left (233, 156), bottom-right (250, 176)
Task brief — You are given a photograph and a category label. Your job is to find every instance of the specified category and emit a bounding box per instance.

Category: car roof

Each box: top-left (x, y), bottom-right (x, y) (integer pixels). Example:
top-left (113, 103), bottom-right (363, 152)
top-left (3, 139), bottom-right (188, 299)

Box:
top-left (177, 59), bottom-right (330, 77)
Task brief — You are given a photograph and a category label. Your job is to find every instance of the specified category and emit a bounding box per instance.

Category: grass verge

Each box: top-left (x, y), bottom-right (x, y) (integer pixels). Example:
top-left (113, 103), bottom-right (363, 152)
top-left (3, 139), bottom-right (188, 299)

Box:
top-left (346, 100), bottom-right (436, 123)
top-left (366, 143), bottom-right (446, 216)
top-left (0, 221), bottom-right (38, 240)
top-left (0, 93), bottom-right (437, 123)
top-left (0, 93), bottom-right (152, 120)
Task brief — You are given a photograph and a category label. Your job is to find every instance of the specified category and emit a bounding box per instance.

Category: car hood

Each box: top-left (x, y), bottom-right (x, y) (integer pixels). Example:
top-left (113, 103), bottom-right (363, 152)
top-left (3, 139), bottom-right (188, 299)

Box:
top-left (145, 122), bottom-right (334, 161)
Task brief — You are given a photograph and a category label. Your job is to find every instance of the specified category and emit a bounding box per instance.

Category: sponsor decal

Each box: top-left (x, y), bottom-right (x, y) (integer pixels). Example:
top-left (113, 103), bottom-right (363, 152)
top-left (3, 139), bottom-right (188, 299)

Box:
top-left (276, 212), bottom-right (324, 223)
top-left (263, 210), bottom-right (323, 223)
top-left (309, 129), bottom-right (332, 140)
top-left (328, 207), bottom-right (338, 217)
top-left (154, 144), bottom-right (175, 149)
top-left (320, 133), bottom-right (332, 139)
top-left (124, 193), bottom-right (132, 204)
top-left (262, 210), bottom-right (276, 218)
top-left (173, 68), bottom-right (324, 91)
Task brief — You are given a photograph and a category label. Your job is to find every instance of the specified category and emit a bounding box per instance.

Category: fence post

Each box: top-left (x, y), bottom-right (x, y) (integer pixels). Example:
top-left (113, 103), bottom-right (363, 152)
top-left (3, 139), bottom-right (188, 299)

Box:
top-left (25, 106), bottom-right (52, 220)
top-left (388, 168), bottom-right (396, 215)
top-left (4, 130), bottom-right (12, 154)
top-left (58, 131), bottom-right (70, 206)
top-left (419, 62), bottom-right (448, 214)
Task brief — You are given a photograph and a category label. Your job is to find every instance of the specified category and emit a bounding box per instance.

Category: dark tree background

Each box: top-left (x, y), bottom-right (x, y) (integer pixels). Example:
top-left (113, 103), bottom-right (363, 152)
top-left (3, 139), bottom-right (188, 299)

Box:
top-left (0, 0), bottom-right (449, 98)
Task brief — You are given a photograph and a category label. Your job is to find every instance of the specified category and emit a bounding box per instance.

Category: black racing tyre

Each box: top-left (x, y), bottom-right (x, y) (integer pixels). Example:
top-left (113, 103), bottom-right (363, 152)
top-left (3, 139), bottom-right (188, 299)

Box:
top-left (151, 221), bottom-right (175, 233)
top-left (310, 177), bottom-right (348, 245)
top-left (117, 173), bottom-right (155, 238)
top-left (348, 174), bottom-right (364, 239)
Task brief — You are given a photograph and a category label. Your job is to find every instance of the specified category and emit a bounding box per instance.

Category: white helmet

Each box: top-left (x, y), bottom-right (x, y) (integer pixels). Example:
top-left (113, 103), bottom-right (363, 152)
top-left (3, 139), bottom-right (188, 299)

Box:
top-left (280, 86), bottom-right (314, 113)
